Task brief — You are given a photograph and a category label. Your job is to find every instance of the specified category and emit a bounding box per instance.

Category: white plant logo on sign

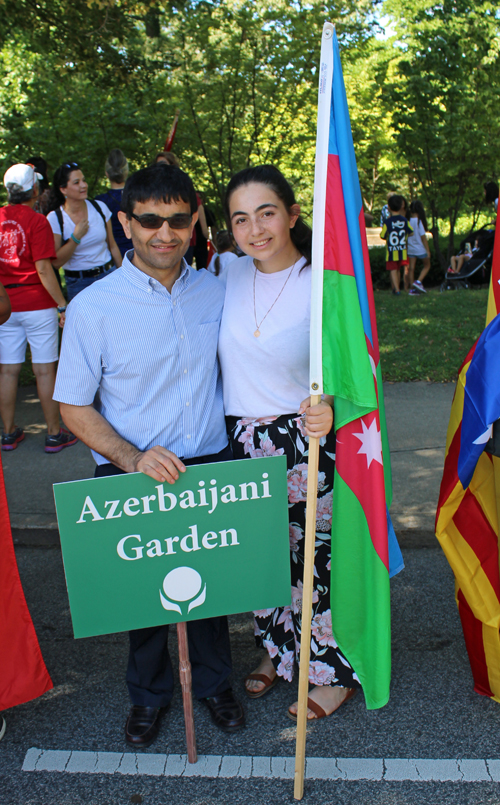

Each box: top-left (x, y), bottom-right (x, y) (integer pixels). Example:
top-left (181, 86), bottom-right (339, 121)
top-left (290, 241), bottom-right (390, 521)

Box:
top-left (159, 567), bottom-right (206, 616)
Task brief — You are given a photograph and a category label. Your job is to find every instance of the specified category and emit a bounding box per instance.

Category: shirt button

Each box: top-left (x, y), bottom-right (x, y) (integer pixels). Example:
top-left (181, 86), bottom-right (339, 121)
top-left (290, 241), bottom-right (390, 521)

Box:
top-left (180, 334), bottom-right (184, 339)
top-left (186, 401), bottom-right (190, 406)
top-left (148, 287), bottom-right (153, 294)
top-left (187, 434), bottom-right (191, 439)
top-left (173, 301), bottom-right (176, 306)
top-left (184, 369), bottom-right (188, 374)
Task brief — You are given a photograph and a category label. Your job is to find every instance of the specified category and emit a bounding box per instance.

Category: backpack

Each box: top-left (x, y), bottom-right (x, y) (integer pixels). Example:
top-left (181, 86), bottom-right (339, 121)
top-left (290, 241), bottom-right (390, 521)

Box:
top-left (55, 199), bottom-right (107, 245)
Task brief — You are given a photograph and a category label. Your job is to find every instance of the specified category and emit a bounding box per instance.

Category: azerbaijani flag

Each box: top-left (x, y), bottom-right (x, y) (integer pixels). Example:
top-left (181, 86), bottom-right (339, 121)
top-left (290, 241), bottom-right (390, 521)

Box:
top-left (0, 457), bottom-right (53, 710)
top-left (310, 24), bottom-right (402, 710)
top-left (435, 217), bottom-right (500, 700)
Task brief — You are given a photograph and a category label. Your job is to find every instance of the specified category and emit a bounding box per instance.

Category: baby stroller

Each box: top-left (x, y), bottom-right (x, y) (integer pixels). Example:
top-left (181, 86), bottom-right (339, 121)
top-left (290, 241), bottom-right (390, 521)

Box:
top-left (440, 224), bottom-right (495, 291)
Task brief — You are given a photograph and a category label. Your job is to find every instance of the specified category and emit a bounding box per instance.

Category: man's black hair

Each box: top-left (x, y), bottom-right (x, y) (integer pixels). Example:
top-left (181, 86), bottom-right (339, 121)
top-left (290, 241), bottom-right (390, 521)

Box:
top-left (122, 164), bottom-right (198, 217)
top-left (388, 194), bottom-right (404, 213)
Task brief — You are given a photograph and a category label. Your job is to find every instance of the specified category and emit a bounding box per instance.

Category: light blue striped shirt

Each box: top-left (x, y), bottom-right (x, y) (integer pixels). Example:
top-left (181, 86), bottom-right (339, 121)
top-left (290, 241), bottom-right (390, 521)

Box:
top-left (54, 252), bottom-right (227, 465)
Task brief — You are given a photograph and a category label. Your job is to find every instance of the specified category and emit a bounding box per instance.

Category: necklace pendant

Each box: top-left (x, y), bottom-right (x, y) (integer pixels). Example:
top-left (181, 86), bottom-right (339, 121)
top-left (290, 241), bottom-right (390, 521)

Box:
top-left (254, 329), bottom-right (261, 338)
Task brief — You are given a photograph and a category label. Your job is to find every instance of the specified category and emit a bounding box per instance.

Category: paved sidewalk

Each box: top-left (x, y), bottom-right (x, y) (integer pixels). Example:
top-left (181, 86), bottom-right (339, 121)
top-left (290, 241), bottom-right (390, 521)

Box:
top-left (1, 382), bottom-right (455, 537)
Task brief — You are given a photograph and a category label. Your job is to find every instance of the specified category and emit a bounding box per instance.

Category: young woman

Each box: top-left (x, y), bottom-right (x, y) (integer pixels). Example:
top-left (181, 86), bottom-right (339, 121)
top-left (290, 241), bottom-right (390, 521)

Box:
top-left (407, 200), bottom-right (431, 294)
top-left (218, 165), bottom-right (360, 721)
top-left (47, 163), bottom-right (122, 300)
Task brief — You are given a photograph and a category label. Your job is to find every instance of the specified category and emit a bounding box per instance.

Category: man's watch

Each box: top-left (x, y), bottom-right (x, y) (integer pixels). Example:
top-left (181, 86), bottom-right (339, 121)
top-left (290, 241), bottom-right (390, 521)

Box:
top-left (57, 306), bottom-right (67, 314)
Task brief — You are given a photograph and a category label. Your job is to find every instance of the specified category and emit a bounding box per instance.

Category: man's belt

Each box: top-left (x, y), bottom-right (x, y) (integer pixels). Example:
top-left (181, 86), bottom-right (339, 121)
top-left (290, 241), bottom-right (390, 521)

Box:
top-left (64, 261), bottom-right (113, 279)
top-left (4, 283), bottom-right (39, 288)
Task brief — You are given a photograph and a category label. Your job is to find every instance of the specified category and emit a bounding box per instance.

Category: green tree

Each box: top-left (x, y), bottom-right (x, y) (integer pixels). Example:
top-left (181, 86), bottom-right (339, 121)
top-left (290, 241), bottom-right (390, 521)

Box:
top-left (343, 38), bottom-right (407, 219)
top-left (0, 0), bottom-right (377, 220)
top-left (384, 0), bottom-right (500, 265)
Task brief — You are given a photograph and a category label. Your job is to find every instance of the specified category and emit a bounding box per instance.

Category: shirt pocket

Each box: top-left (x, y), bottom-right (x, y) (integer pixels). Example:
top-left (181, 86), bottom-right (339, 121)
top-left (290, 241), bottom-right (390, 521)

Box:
top-left (196, 321), bottom-right (220, 360)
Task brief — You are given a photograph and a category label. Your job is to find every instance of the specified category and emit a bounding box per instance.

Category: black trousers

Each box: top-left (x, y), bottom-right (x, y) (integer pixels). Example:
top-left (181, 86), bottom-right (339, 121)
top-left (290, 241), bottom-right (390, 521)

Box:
top-left (95, 444), bottom-right (234, 707)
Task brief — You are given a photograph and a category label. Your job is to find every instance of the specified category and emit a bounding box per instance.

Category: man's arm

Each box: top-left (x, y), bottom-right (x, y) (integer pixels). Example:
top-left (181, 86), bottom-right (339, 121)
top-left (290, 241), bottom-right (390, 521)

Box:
top-left (60, 403), bottom-right (186, 483)
top-left (0, 281), bottom-right (11, 325)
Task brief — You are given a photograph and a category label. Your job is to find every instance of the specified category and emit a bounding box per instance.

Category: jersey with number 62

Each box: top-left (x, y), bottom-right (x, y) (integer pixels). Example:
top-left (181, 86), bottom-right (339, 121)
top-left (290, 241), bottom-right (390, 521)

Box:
top-left (381, 215), bottom-right (413, 262)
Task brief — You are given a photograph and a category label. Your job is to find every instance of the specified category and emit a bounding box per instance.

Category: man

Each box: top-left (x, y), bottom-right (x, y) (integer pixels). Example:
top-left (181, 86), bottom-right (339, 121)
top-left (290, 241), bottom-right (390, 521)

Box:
top-left (54, 164), bottom-right (245, 747)
top-left (0, 163), bottom-right (76, 453)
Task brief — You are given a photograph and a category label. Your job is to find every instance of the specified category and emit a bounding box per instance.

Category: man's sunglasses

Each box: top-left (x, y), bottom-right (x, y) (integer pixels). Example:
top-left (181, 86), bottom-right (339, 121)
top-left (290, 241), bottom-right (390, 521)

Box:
top-left (130, 212), bottom-right (193, 230)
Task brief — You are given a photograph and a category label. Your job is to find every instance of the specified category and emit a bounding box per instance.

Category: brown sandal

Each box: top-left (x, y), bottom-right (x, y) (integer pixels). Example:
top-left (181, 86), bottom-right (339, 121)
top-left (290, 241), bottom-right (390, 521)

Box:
top-left (244, 672), bottom-right (279, 700)
top-left (287, 688), bottom-right (357, 721)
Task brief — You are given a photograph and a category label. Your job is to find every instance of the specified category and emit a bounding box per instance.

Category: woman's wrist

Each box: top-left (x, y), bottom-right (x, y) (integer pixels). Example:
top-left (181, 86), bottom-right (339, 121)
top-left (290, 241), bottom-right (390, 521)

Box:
top-left (70, 233), bottom-right (81, 245)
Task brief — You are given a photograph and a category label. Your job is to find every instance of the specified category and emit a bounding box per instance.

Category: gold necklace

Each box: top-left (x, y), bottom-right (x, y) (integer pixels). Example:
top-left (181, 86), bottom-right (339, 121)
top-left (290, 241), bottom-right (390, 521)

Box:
top-left (253, 260), bottom-right (297, 337)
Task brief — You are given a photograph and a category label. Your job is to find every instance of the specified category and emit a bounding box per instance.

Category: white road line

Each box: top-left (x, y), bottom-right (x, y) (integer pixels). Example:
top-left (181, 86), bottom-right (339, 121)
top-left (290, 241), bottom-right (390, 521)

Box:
top-left (22, 749), bottom-right (500, 782)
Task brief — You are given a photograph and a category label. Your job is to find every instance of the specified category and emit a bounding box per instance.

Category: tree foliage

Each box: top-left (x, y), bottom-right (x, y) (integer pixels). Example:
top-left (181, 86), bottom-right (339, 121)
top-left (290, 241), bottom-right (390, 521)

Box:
top-left (0, 0), bottom-right (376, 219)
top-left (384, 0), bottom-right (500, 264)
top-left (0, 0), bottom-right (498, 238)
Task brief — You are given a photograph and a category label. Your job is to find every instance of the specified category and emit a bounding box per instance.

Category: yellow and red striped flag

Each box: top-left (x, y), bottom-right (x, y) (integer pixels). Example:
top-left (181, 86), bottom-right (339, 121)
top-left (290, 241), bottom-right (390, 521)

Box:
top-left (436, 220), bottom-right (500, 699)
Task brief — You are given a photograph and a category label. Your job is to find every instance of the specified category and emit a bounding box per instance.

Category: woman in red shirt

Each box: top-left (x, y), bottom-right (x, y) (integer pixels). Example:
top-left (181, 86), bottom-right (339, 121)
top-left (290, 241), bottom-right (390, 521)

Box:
top-left (0, 164), bottom-right (77, 453)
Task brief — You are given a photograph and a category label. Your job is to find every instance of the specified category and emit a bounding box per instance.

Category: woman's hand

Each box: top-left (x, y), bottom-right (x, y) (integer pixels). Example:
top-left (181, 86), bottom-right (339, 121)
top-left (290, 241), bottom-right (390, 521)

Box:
top-left (74, 218), bottom-right (89, 240)
top-left (298, 397), bottom-right (334, 439)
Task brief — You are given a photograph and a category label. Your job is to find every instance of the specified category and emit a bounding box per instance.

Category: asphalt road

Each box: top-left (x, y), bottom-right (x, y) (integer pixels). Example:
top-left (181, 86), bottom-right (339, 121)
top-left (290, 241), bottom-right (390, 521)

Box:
top-left (3, 534), bottom-right (500, 805)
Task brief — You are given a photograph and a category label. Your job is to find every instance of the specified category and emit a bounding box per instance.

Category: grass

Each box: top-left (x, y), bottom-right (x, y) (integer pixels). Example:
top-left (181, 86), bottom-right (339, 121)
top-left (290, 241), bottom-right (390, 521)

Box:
top-left (18, 285), bottom-right (489, 387)
top-left (375, 287), bottom-right (489, 382)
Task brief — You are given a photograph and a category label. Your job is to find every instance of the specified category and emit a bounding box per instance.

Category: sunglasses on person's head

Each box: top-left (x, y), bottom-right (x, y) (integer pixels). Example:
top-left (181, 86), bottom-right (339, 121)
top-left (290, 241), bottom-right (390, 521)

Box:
top-left (65, 162), bottom-right (78, 169)
top-left (130, 212), bottom-right (193, 230)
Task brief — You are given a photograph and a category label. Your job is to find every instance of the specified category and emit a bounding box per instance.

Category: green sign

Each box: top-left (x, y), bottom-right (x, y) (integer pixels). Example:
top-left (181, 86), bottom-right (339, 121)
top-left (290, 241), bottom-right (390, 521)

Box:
top-left (53, 456), bottom-right (291, 638)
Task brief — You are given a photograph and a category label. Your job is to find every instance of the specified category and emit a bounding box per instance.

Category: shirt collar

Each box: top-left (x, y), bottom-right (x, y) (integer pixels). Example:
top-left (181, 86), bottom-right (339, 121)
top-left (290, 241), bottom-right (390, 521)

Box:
top-left (121, 251), bottom-right (191, 295)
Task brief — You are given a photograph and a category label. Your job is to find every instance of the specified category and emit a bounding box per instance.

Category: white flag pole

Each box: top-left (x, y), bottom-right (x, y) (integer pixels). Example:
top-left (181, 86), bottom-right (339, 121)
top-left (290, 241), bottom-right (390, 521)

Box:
top-left (293, 22), bottom-right (334, 801)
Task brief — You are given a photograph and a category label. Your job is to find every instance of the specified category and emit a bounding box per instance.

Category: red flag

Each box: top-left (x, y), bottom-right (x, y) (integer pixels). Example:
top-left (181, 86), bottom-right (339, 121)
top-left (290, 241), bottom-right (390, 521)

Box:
top-left (163, 108), bottom-right (180, 152)
top-left (0, 457), bottom-right (52, 710)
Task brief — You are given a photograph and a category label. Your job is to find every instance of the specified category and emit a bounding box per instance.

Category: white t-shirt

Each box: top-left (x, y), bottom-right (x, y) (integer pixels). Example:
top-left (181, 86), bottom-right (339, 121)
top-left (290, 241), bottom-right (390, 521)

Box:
top-left (218, 255), bottom-right (311, 418)
top-left (47, 200), bottom-right (112, 272)
top-left (407, 217), bottom-right (427, 256)
top-left (207, 250), bottom-right (238, 276)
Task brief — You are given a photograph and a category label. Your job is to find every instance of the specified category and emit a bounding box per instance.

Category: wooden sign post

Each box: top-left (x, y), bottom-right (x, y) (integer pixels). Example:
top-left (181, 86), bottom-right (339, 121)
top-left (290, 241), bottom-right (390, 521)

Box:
top-left (177, 622), bottom-right (197, 764)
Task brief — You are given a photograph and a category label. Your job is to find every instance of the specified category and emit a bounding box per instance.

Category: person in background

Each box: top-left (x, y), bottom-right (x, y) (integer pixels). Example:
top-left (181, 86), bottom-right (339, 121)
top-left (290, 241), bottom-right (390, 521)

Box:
top-left (0, 164), bottom-right (76, 453)
top-left (95, 149), bottom-right (133, 258)
top-left (27, 157), bottom-right (51, 216)
top-left (380, 194), bottom-right (413, 295)
top-left (47, 162), bottom-right (122, 300)
top-left (484, 181), bottom-right (499, 216)
top-left (187, 192), bottom-right (209, 267)
top-left (207, 230), bottom-right (238, 276)
top-left (0, 280), bottom-right (11, 324)
top-left (449, 238), bottom-right (481, 275)
top-left (193, 193), bottom-right (215, 270)
top-left (407, 200), bottom-right (431, 295)
top-left (154, 151), bottom-right (180, 167)
top-left (380, 191), bottom-right (396, 227)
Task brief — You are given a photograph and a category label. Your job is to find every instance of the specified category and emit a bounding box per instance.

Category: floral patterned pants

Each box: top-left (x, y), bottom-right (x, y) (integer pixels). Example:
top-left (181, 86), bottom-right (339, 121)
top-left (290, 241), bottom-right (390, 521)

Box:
top-left (227, 413), bottom-right (360, 689)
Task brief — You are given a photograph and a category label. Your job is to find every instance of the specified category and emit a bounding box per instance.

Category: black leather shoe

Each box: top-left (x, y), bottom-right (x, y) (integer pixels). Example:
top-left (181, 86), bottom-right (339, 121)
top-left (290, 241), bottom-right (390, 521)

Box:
top-left (203, 688), bottom-right (245, 732)
top-left (125, 705), bottom-right (168, 748)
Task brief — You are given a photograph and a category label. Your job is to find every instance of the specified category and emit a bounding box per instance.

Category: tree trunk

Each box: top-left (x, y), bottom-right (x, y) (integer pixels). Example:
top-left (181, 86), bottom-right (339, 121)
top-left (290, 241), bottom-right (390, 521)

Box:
top-left (431, 224), bottom-right (447, 270)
